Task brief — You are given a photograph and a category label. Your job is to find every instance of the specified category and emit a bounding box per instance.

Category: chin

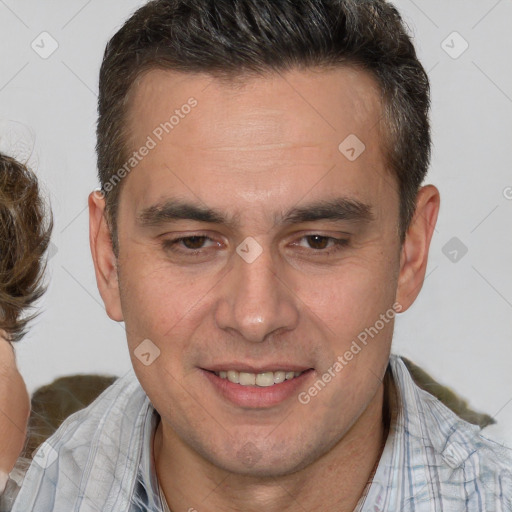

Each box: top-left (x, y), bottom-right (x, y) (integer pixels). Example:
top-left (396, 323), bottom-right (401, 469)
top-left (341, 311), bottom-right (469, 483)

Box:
top-left (202, 437), bottom-right (319, 479)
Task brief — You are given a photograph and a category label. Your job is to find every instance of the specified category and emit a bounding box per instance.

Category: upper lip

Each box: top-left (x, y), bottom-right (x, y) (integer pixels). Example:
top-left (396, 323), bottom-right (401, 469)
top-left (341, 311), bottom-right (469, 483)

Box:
top-left (203, 364), bottom-right (313, 373)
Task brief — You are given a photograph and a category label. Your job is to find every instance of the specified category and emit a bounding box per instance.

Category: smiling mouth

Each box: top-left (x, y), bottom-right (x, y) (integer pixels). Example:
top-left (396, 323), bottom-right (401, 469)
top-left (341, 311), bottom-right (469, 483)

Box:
top-left (211, 369), bottom-right (310, 387)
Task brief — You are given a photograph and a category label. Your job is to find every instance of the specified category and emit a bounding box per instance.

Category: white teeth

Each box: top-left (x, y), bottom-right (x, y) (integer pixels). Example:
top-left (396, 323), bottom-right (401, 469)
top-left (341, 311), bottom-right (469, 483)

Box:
top-left (273, 371), bottom-right (286, 384)
top-left (226, 370), bottom-right (239, 384)
top-left (255, 372), bottom-right (274, 387)
top-left (239, 372), bottom-right (256, 385)
top-left (215, 369), bottom-right (305, 387)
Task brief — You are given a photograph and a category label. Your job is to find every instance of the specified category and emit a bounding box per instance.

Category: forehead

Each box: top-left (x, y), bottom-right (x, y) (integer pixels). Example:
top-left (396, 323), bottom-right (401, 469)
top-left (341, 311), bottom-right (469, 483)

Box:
top-left (126, 66), bottom-right (383, 148)
top-left (119, 66), bottom-right (392, 220)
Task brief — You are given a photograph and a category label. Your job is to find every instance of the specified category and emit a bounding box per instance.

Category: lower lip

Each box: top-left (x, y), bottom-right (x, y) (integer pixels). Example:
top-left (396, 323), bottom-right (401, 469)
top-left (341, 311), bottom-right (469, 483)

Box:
top-left (201, 369), bottom-right (314, 408)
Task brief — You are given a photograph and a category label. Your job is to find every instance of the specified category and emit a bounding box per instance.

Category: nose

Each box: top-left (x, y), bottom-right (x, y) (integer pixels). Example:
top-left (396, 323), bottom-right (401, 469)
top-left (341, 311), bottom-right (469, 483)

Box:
top-left (214, 242), bottom-right (300, 343)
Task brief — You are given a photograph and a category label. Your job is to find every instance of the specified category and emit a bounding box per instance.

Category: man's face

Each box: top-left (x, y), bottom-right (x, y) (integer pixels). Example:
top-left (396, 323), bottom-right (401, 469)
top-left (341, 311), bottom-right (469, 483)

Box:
top-left (99, 67), bottom-right (408, 475)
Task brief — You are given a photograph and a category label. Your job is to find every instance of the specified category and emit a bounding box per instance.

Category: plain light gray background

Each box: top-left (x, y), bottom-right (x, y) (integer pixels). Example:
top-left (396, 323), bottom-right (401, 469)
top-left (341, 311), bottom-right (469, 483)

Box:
top-left (1, 0), bottom-right (511, 447)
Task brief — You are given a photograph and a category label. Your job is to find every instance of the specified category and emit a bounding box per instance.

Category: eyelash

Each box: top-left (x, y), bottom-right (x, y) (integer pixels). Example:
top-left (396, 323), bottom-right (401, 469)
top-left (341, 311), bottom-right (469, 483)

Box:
top-left (161, 234), bottom-right (350, 256)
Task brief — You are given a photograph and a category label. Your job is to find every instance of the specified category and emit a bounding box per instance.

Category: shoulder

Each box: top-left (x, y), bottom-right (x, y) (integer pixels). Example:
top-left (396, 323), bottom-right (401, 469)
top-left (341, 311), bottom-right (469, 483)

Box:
top-left (43, 370), bottom-right (147, 464)
top-left (12, 371), bottom-right (151, 511)
top-left (389, 354), bottom-right (512, 508)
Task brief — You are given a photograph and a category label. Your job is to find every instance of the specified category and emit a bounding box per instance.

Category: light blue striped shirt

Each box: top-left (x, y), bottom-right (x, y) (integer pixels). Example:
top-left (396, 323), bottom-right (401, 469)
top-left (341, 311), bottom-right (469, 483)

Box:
top-left (355, 357), bottom-right (512, 511)
top-left (12, 355), bottom-right (512, 511)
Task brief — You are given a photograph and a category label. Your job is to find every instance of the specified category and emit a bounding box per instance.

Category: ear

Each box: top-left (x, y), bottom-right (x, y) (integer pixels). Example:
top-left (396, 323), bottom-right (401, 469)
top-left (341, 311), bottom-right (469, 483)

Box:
top-left (88, 190), bottom-right (123, 321)
top-left (396, 185), bottom-right (440, 312)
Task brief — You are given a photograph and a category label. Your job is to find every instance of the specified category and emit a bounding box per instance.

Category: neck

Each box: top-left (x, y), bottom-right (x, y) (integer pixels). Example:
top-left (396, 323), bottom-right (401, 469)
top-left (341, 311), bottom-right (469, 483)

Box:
top-left (155, 373), bottom-right (391, 512)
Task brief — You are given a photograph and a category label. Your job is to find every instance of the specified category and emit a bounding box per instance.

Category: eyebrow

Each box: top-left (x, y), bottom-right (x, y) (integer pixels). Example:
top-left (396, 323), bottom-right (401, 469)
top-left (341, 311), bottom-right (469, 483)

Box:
top-left (136, 197), bottom-right (374, 229)
top-left (280, 198), bottom-right (374, 225)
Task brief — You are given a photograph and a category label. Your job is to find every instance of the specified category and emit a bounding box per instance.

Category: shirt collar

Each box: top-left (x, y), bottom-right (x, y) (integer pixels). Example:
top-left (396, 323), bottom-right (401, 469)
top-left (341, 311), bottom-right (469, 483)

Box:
top-left (357, 354), bottom-right (484, 510)
top-left (136, 405), bottom-right (165, 511)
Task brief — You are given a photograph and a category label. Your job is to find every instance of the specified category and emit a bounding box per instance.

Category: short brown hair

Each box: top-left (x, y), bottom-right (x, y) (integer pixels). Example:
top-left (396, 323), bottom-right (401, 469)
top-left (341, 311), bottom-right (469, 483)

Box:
top-left (97, 0), bottom-right (431, 255)
top-left (0, 153), bottom-right (53, 342)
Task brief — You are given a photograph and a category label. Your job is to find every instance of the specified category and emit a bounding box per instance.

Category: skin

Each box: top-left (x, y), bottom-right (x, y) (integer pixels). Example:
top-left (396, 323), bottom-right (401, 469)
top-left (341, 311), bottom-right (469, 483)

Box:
top-left (0, 333), bottom-right (30, 491)
top-left (89, 66), bottom-right (439, 511)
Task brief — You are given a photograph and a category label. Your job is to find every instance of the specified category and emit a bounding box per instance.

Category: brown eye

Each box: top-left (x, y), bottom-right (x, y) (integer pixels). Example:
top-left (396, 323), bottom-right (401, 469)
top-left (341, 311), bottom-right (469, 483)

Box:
top-left (181, 236), bottom-right (208, 249)
top-left (290, 235), bottom-right (350, 256)
top-left (305, 235), bottom-right (330, 250)
top-left (161, 235), bottom-right (219, 255)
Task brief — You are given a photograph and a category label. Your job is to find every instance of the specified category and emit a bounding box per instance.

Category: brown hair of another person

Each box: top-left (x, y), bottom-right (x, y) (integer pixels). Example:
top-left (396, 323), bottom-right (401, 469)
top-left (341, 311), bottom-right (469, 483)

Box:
top-left (0, 153), bottom-right (53, 342)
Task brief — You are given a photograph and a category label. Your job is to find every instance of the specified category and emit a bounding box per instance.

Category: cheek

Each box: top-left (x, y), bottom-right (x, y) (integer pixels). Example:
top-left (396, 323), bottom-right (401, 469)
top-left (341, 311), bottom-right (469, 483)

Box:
top-left (118, 248), bottom-right (188, 329)
top-left (297, 254), bottom-right (399, 333)
top-left (0, 370), bottom-right (29, 473)
top-left (117, 253), bottom-right (216, 372)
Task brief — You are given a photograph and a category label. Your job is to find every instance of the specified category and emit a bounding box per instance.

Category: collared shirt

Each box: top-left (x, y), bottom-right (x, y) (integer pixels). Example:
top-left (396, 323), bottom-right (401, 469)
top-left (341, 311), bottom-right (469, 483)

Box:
top-left (12, 355), bottom-right (512, 511)
top-left (355, 358), bottom-right (512, 511)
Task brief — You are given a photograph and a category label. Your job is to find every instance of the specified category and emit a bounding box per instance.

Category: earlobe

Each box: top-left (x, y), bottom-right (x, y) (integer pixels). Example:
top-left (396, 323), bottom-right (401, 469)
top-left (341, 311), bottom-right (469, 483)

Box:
top-left (396, 185), bottom-right (440, 312)
top-left (88, 190), bottom-right (124, 322)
